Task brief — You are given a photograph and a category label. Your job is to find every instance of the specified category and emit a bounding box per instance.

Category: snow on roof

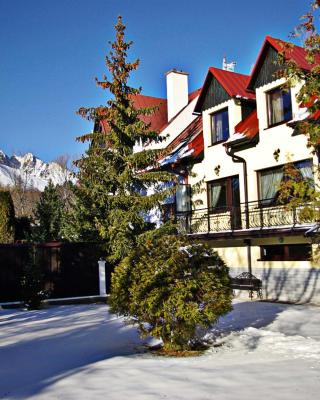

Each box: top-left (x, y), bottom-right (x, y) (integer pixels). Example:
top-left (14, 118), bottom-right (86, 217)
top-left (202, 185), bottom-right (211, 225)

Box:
top-left (159, 116), bottom-right (203, 166)
top-left (226, 110), bottom-right (259, 145)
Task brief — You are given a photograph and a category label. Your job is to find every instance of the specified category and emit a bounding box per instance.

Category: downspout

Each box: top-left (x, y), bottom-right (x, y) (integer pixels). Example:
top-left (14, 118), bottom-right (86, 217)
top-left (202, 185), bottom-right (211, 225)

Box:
top-left (224, 144), bottom-right (252, 275)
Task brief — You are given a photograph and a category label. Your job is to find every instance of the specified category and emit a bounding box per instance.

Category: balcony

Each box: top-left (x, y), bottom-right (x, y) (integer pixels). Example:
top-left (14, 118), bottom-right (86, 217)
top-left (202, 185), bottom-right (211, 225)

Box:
top-left (176, 200), bottom-right (319, 237)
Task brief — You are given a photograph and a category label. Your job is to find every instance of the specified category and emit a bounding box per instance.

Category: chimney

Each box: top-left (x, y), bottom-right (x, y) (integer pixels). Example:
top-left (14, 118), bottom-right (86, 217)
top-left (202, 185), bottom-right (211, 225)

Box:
top-left (166, 69), bottom-right (189, 121)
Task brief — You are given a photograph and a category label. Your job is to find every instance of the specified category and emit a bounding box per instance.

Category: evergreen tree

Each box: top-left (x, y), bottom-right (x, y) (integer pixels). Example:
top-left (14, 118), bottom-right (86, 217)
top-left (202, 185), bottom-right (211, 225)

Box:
top-left (75, 16), bottom-right (173, 263)
top-left (109, 234), bottom-right (233, 352)
top-left (34, 181), bottom-right (64, 242)
top-left (0, 190), bottom-right (15, 243)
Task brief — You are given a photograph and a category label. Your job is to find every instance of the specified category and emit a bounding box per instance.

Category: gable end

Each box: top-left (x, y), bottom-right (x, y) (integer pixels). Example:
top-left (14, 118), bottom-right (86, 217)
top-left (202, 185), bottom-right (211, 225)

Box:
top-left (198, 75), bottom-right (231, 112)
top-left (249, 45), bottom-right (282, 90)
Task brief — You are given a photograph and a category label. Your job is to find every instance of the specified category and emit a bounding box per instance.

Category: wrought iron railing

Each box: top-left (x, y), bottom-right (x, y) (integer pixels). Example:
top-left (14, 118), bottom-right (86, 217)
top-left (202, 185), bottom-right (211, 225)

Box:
top-left (176, 199), bottom-right (319, 235)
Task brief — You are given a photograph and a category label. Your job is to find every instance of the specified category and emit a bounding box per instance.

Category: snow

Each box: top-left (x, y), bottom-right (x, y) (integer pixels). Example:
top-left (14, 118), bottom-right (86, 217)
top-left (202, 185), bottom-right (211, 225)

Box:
top-left (293, 106), bottom-right (310, 122)
top-left (0, 301), bottom-right (320, 399)
top-left (226, 132), bottom-right (246, 143)
top-left (0, 150), bottom-right (76, 191)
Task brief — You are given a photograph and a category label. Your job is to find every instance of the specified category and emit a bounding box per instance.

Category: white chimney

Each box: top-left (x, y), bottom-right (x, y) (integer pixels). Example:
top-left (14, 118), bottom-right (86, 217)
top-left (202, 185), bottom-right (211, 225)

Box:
top-left (166, 69), bottom-right (189, 121)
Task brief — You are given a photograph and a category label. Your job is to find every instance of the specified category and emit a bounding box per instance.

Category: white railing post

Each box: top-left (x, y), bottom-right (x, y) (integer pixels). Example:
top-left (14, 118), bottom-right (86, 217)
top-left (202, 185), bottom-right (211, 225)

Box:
top-left (98, 259), bottom-right (107, 297)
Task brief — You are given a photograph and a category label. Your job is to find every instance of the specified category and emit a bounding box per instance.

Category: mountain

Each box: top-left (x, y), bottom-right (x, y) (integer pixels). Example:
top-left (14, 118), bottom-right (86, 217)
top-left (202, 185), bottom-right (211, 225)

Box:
top-left (0, 150), bottom-right (76, 191)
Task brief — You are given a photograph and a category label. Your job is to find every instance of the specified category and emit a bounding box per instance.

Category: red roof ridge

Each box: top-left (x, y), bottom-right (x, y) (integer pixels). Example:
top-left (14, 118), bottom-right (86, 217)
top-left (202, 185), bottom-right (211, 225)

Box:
top-left (131, 93), bottom-right (167, 102)
top-left (188, 88), bottom-right (202, 102)
top-left (209, 66), bottom-right (250, 79)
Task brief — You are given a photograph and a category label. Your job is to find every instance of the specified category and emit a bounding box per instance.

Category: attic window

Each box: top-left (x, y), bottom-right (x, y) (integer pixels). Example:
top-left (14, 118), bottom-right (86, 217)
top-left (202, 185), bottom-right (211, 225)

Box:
top-left (267, 87), bottom-right (292, 127)
top-left (211, 108), bottom-right (229, 144)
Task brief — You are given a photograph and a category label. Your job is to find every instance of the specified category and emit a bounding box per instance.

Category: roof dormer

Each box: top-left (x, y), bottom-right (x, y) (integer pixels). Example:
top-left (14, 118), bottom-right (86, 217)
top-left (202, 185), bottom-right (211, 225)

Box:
top-left (194, 68), bottom-right (255, 114)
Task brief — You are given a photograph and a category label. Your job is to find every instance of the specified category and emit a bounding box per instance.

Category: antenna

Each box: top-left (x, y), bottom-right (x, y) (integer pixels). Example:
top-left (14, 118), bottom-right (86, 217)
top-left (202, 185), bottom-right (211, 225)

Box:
top-left (222, 56), bottom-right (236, 72)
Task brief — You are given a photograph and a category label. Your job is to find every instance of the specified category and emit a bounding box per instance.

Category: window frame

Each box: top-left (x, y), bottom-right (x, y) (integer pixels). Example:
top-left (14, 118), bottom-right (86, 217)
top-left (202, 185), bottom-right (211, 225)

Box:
top-left (266, 86), bottom-right (293, 128)
top-left (207, 175), bottom-right (239, 214)
top-left (210, 108), bottom-right (230, 145)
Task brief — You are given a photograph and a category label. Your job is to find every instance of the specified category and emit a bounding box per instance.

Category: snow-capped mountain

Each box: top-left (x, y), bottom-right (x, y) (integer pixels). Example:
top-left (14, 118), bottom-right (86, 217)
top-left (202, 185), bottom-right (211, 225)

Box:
top-left (0, 150), bottom-right (76, 191)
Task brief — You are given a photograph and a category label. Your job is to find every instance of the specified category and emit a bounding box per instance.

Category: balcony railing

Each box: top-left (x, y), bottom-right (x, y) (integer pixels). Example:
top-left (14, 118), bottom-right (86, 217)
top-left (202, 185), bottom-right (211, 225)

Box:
top-left (176, 200), bottom-right (319, 235)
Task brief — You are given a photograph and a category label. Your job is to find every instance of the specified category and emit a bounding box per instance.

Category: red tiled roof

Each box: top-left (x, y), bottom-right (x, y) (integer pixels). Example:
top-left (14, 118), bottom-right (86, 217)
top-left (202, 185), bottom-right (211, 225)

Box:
top-left (248, 36), bottom-right (320, 90)
top-left (301, 96), bottom-right (320, 120)
top-left (162, 116), bottom-right (203, 164)
top-left (267, 36), bottom-right (320, 71)
top-left (234, 110), bottom-right (259, 139)
top-left (188, 129), bottom-right (204, 158)
top-left (100, 93), bottom-right (168, 134)
top-left (131, 94), bottom-right (168, 131)
top-left (310, 109), bottom-right (320, 120)
top-left (169, 116), bottom-right (202, 147)
top-left (188, 88), bottom-right (201, 102)
top-left (100, 90), bottom-right (201, 135)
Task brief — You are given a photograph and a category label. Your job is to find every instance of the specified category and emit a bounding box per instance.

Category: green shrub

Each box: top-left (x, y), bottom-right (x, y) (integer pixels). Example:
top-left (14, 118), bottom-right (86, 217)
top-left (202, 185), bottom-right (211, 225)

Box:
top-left (109, 235), bottom-right (232, 351)
top-left (0, 191), bottom-right (15, 243)
top-left (20, 246), bottom-right (48, 309)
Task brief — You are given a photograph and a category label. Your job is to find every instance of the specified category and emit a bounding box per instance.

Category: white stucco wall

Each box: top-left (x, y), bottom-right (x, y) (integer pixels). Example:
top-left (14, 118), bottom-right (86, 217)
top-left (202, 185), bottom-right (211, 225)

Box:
top-left (192, 80), bottom-right (317, 207)
top-left (147, 97), bottom-right (199, 151)
top-left (186, 79), bottom-right (320, 304)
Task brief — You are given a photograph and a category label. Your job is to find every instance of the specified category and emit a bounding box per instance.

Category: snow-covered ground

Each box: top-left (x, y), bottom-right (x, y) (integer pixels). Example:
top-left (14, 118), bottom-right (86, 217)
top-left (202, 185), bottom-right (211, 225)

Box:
top-left (0, 301), bottom-right (319, 400)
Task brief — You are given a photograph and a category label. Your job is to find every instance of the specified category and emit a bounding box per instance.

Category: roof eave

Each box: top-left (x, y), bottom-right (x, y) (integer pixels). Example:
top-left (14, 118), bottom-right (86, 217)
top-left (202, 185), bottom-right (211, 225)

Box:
top-left (224, 134), bottom-right (259, 151)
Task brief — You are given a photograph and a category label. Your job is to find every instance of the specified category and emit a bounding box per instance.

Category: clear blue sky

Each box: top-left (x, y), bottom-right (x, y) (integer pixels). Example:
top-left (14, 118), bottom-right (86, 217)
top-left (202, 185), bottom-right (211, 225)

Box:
top-left (0, 0), bottom-right (308, 162)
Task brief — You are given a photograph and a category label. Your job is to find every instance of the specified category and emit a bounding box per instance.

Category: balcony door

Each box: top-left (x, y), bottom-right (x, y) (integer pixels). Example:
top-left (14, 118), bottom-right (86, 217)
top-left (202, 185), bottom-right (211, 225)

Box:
top-left (207, 175), bottom-right (241, 229)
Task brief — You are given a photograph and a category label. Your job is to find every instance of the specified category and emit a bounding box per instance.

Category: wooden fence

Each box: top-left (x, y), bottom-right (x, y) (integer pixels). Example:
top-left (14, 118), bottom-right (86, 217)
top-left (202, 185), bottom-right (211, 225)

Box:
top-left (0, 242), bottom-right (110, 303)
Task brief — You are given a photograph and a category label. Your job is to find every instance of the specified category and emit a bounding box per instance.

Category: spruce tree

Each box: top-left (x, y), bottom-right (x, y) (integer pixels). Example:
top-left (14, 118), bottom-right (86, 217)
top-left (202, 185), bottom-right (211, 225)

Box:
top-left (76, 16), bottom-right (173, 264)
top-left (34, 180), bottom-right (64, 242)
top-left (109, 235), bottom-right (233, 352)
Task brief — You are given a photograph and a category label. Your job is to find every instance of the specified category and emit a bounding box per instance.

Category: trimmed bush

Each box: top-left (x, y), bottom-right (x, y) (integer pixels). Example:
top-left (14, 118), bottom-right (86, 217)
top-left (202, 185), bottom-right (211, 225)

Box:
top-left (0, 191), bottom-right (15, 243)
top-left (20, 246), bottom-right (48, 309)
top-left (109, 235), bottom-right (233, 351)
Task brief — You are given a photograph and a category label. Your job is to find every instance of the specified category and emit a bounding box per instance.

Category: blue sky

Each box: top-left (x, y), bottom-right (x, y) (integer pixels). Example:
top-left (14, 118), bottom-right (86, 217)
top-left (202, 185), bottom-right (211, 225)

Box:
top-left (0, 0), bottom-right (308, 162)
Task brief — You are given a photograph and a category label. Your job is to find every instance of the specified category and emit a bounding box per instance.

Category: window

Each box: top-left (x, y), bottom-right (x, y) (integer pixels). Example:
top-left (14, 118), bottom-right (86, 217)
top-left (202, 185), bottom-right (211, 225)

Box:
top-left (176, 184), bottom-right (191, 213)
top-left (208, 176), bottom-right (241, 228)
top-left (208, 176), bottom-right (240, 212)
top-left (208, 179), bottom-right (228, 211)
top-left (211, 108), bottom-right (229, 144)
top-left (267, 87), bottom-right (292, 126)
top-left (258, 159), bottom-right (313, 206)
top-left (260, 244), bottom-right (311, 261)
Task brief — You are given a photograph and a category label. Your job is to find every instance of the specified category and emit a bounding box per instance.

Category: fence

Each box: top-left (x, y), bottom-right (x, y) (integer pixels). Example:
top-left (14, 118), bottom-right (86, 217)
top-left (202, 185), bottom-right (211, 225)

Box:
top-left (0, 242), bottom-right (110, 303)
